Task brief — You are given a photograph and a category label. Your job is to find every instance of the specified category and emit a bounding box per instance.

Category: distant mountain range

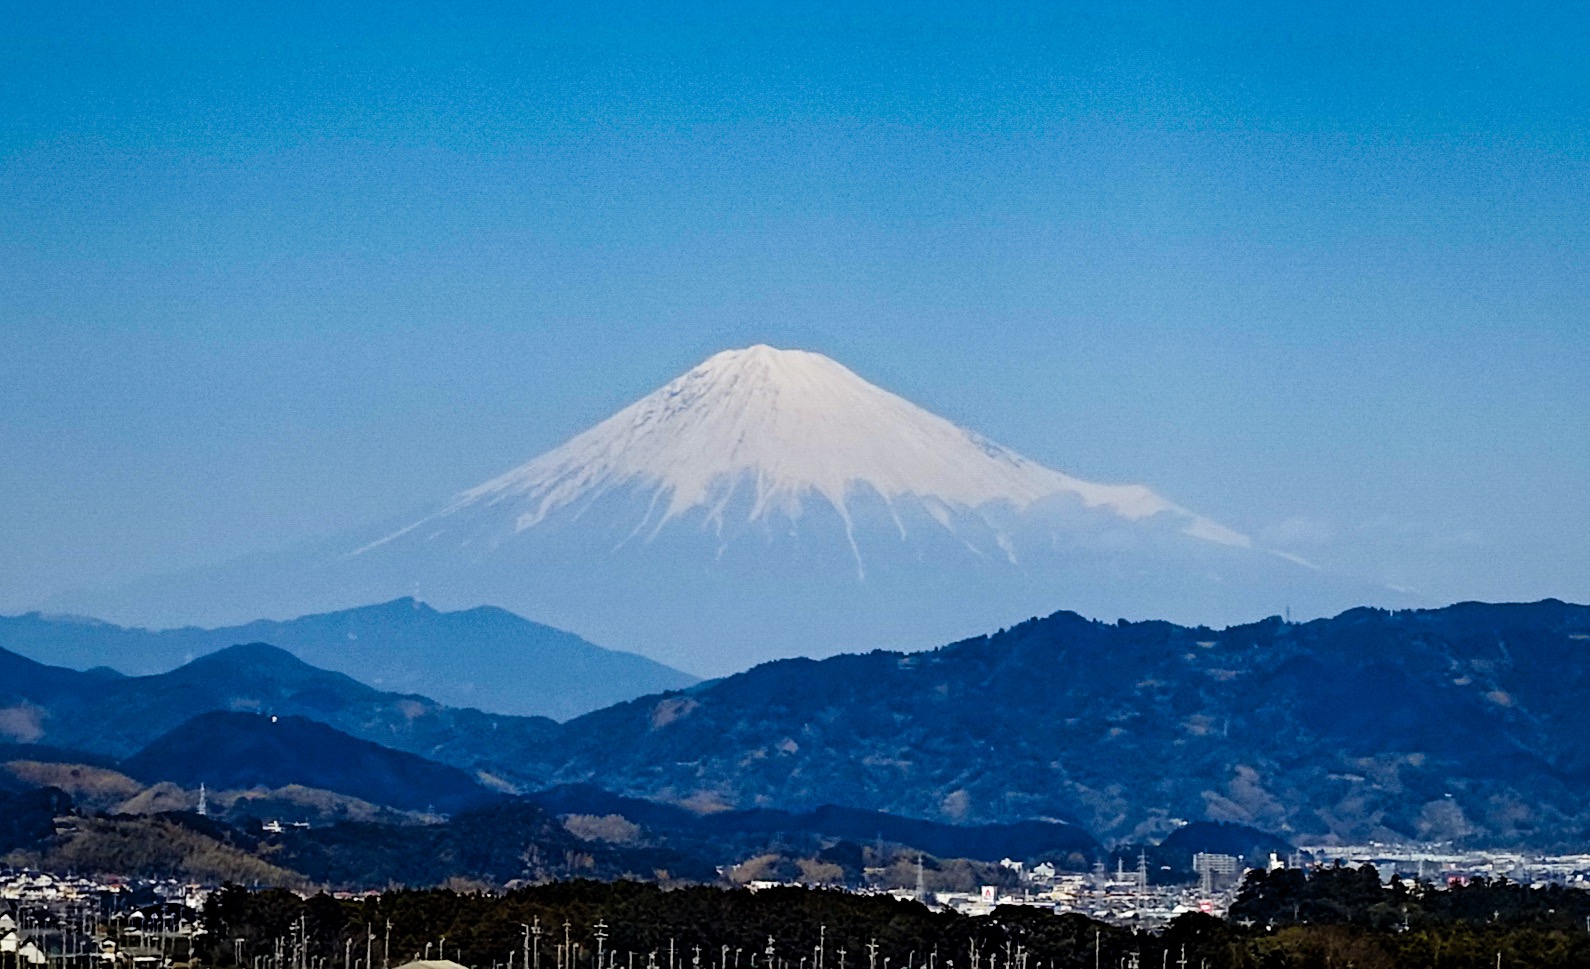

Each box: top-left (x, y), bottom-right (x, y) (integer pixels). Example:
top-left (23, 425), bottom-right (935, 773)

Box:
top-left (0, 597), bottom-right (695, 719)
top-left (45, 346), bottom-right (1407, 675)
top-left (6, 598), bottom-right (1589, 849)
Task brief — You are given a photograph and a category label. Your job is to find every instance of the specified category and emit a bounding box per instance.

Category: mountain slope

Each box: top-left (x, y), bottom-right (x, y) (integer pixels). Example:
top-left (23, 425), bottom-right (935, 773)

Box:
top-left (0, 641), bottom-right (558, 780)
top-left (0, 597), bottom-right (695, 719)
top-left (538, 599), bottom-right (1590, 847)
top-left (10, 598), bottom-right (1590, 846)
top-left (46, 346), bottom-right (1404, 675)
top-left (394, 344), bottom-right (1243, 547)
top-left (120, 712), bottom-right (495, 814)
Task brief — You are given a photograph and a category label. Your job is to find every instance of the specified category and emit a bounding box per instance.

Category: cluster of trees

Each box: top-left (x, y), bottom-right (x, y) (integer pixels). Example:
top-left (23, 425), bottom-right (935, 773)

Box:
top-left (200, 868), bottom-right (1590, 969)
top-left (1232, 864), bottom-right (1590, 929)
top-left (1222, 866), bottom-right (1590, 965)
top-left (0, 786), bottom-right (70, 855)
top-left (202, 882), bottom-right (1144, 969)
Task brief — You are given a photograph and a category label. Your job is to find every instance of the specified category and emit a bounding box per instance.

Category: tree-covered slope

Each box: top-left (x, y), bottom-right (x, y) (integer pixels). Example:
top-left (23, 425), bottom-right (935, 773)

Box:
top-left (9, 598), bottom-right (1590, 847)
top-left (543, 600), bottom-right (1590, 846)
top-left (0, 641), bottom-right (557, 782)
top-left (120, 712), bottom-right (496, 815)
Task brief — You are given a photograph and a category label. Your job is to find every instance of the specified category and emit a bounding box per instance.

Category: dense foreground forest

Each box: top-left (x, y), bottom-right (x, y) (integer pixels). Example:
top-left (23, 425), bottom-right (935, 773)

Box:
top-left (202, 867), bottom-right (1590, 969)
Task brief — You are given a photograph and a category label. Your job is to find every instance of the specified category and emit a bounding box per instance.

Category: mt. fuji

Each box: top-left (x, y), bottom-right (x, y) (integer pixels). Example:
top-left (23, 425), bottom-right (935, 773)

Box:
top-left (363, 345), bottom-right (1248, 571)
top-left (55, 346), bottom-right (1403, 674)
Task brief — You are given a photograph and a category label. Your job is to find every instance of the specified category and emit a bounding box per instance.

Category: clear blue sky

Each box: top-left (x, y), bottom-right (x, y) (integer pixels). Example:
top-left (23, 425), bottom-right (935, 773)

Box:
top-left (4, 1), bottom-right (1587, 615)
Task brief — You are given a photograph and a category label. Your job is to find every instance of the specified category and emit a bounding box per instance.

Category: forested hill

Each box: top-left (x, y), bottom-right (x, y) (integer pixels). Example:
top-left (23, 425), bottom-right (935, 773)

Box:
top-left (0, 640), bottom-right (557, 770)
top-left (543, 600), bottom-right (1590, 846)
top-left (6, 599), bottom-right (1590, 847)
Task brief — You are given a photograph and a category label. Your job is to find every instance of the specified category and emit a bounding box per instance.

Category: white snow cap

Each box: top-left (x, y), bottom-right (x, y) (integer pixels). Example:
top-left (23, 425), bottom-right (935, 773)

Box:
top-left (434, 345), bottom-right (1247, 546)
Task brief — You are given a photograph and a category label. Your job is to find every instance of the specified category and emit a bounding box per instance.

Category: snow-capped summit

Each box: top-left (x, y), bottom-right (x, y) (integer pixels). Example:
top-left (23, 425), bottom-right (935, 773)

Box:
top-left (54, 346), bottom-right (1405, 675)
top-left (368, 345), bottom-right (1246, 557)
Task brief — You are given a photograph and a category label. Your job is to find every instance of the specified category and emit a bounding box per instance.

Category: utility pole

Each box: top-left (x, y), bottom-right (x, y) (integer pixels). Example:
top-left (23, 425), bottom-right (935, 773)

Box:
top-left (595, 922), bottom-right (609, 969)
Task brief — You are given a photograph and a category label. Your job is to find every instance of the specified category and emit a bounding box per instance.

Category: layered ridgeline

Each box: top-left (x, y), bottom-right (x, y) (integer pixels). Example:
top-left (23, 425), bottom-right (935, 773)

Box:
top-left (119, 711), bottom-right (495, 815)
top-left (0, 598), bottom-right (694, 719)
top-left (0, 638), bottom-right (558, 770)
top-left (47, 346), bottom-right (1400, 674)
top-left (5, 600), bottom-right (1589, 847)
top-left (539, 599), bottom-right (1590, 847)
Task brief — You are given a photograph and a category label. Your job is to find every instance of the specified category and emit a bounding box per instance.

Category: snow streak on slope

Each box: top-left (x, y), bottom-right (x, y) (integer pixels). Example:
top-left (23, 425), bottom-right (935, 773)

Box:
top-left (361, 346), bottom-right (1247, 556)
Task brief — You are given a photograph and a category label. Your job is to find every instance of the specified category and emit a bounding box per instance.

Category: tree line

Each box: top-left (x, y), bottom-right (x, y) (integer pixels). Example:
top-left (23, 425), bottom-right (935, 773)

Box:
top-left (201, 866), bottom-right (1590, 969)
